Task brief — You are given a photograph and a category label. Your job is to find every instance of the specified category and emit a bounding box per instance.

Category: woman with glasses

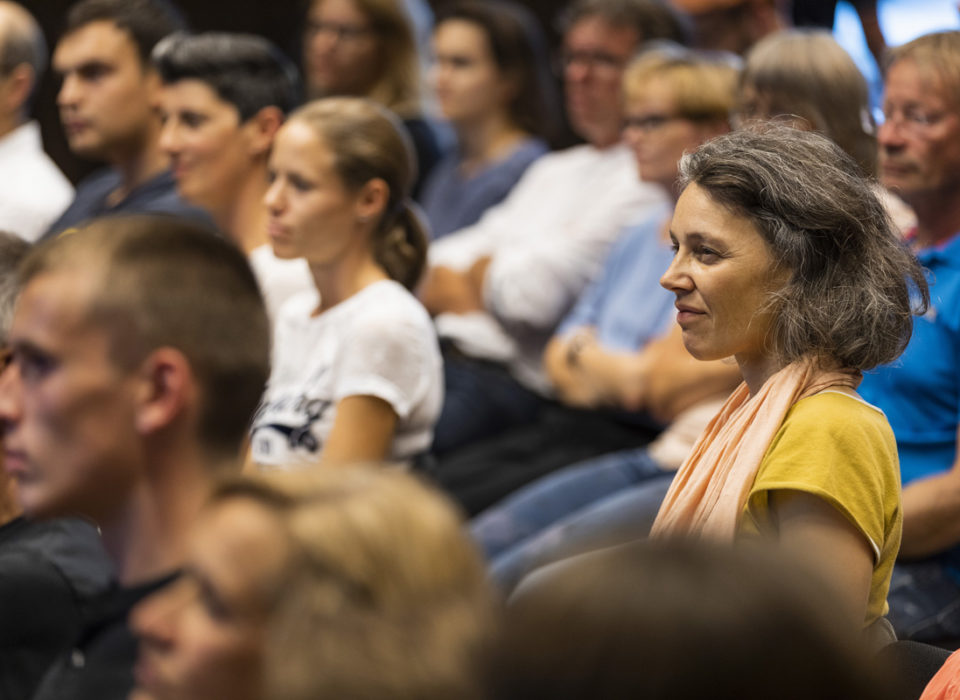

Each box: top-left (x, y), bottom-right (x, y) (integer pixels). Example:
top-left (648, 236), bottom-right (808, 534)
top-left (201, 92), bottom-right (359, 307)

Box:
top-left (420, 0), bottom-right (559, 240)
top-left (472, 48), bottom-right (741, 591)
top-left (302, 0), bottom-right (444, 197)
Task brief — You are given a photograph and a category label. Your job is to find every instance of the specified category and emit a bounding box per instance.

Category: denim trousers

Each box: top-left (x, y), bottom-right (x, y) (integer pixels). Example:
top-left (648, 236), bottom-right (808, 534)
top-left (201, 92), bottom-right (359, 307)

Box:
top-left (471, 447), bottom-right (674, 592)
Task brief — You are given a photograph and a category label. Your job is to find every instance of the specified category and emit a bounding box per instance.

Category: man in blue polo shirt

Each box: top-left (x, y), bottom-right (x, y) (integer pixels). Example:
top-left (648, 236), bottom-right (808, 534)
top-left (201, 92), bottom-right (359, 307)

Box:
top-left (43, 0), bottom-right (208, 238)
top-left (860, 29), bottom-right (960, 641)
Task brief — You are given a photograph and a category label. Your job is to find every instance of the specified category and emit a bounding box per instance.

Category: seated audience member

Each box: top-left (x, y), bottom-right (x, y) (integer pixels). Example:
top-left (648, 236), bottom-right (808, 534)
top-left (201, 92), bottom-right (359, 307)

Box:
top-left (420, 0), bottom-right (558, 239)
top-left (153, 32), bottom-right (312, 320)
top-left (0, 2), bottom-right (73, 241)
top-left (44, 0), bottom-right (209, 238)
top-left (0, 215), bottom-right (270, 700)
top-left (0, 231), bottom-right (114, 700)
top-left (493, 542), bottom-right (898, 700)
top-left (651, 125), bottom-right (925, 635)
top-left (668, 0), bottom-right (788, 55)
top-left (302, 0), bottom-right (445, 197)
top-left (130, 468), bottom-right (496, 700)
top-left (858, 30), bottom-right (960, 643)
top-left (248, 98), bottom-right (442, 470)
top-left (438, 47), bottom-right (739, 521)
top-left (420, 0), bottom-right (685, 455)
top-left (471, 50), bottom-right (740, 585)
top-left (737, 28), bottom-right (915, 232)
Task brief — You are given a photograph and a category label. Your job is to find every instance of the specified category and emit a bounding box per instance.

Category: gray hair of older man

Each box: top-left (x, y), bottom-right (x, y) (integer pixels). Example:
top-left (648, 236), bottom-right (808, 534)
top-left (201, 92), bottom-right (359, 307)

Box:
top-left (0, 231), bottom-right (29, 344)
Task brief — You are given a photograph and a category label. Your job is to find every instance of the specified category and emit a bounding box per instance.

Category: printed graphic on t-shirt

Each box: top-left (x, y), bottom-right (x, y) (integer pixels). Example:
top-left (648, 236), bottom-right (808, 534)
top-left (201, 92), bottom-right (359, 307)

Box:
top-left (251, 393), bottom-right (333, 462)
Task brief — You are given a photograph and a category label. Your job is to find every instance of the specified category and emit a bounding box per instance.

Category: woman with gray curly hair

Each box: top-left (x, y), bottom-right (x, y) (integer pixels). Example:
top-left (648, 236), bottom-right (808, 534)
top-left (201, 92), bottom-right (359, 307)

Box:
top-left (654, 123), bottom-right (928, 637)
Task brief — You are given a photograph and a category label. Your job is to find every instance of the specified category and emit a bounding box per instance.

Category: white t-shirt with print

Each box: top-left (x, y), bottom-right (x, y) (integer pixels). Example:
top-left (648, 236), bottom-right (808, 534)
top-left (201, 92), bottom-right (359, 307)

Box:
top-left (250, 280), bottom-right (443, 468)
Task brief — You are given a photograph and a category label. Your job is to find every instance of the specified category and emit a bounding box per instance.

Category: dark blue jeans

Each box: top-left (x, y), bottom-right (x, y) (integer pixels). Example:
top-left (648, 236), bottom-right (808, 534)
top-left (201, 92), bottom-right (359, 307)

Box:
top-left (471, 447), bottom-right (674, 592)
top-left (431, 354), bottom-right (543, 455)
top-left (888, 557), bottom-right (960, 641)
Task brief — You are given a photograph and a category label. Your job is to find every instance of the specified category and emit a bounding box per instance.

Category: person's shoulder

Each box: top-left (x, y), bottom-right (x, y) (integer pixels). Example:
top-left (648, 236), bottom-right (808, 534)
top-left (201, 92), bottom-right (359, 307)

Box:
top-left (73, 168), bottom-right (123, 198)
top-left (788, 390), bottom-right (887, 427)
top-left (779, 391), bottom-right (896, 456)
top-left (349, 280), bottom-right (433, 328)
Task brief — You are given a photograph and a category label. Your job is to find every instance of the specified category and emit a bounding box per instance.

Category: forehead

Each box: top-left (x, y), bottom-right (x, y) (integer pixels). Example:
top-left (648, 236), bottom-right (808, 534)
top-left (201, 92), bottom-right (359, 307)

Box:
top-left (11, 270), bottom-right (103, 348)
top-left (433, 19), bottom-right (490, 54)
top-left (311, 0), bottom-right (367, 22)
top-left (564, 14), bottom-right (638, 54)
top-left (885, 58), bottom-right (957, 111)
top-left (53, 20), bottom-right (141, 71)
top-left (673, 183), bottom-right (764, 244)
top-left (192, 498), bottom-right (290, 604)
top-left (160, 79), bottom-right (239, 119)
top-left (625, 75), bottom-right (677, 110)
top-left (272, 119), bottom-right (333, 167)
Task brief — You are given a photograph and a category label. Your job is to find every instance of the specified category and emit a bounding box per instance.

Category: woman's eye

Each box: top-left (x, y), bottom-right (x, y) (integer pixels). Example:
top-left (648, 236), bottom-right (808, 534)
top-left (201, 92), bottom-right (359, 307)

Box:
top-left (696, 247), bottom-right (721, 262)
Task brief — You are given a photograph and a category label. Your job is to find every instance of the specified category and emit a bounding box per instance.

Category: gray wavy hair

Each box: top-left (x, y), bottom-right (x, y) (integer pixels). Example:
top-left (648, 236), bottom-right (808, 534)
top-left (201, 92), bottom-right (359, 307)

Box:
top-left (677, 123), bottom-right (929, 371)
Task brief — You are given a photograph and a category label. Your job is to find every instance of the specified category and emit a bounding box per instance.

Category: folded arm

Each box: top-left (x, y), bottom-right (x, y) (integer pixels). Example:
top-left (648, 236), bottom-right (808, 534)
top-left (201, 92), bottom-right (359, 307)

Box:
top-left (900, 426), bottom-right (960, 558)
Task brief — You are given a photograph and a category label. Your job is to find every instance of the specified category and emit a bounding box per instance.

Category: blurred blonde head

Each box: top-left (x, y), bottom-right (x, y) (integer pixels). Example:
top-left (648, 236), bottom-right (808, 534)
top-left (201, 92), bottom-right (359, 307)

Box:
top-left (213, 467), bottom-right (496, 700)
top-left (623, 46), bottom-right (739, 125)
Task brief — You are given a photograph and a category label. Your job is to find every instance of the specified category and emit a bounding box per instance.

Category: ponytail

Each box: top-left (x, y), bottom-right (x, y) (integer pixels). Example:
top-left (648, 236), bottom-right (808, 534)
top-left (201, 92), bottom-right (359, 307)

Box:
top-left (374, 203), bottom-right (428, 291)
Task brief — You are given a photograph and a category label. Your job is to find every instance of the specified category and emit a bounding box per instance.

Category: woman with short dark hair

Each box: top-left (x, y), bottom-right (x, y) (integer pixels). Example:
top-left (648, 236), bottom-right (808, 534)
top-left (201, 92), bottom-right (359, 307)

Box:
top-left (654, 123), bottom-right (928, 637)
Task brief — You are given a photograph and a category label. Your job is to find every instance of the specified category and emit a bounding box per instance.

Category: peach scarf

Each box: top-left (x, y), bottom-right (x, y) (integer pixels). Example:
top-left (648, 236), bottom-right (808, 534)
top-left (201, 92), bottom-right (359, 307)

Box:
top-left (650, 359), bottom-right (860, 541)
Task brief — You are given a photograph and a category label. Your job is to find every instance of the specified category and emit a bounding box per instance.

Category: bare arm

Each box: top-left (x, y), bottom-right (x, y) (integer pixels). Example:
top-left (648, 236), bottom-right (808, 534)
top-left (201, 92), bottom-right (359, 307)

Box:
top-left (637, 325), bottom-right (741, 423)
top-left (419, 256), bottom-right (491, 318)
top-left (770, 490), bottom-right (875, 628)
top-left (543, 328), bottom-right (647, 409)
top-left (900, 425), bottom-right (960, 558)
top-left (544, 324), bottom-right (740, 420)
top-left (320, 395), bottom-right (398, 468)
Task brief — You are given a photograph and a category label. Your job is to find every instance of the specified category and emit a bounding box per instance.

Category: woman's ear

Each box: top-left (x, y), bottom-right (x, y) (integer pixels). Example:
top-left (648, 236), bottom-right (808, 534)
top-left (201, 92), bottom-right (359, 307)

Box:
top-left (355, 178), bottom-right (390, 224)
top-left (133, 347), bottom-right (196, 437)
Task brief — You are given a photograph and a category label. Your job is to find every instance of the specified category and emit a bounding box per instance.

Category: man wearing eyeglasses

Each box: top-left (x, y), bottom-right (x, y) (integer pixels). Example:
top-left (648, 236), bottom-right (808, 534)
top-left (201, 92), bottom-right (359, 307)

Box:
top-left (858, 30), bottom-right (960, 643)
top-left (0, 2), bottom-right (73, 241)
top-left (419, 0), bottom-right (685, 457)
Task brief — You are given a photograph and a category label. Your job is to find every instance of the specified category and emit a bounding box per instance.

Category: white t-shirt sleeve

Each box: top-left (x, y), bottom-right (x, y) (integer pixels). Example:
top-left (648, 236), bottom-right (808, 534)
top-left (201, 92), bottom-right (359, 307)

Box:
top-left (331, 306), bottom-right (436, 420)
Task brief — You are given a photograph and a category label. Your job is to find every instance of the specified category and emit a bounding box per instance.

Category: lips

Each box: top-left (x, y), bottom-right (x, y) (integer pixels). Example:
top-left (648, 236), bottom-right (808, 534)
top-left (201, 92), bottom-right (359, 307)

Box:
top-left (675, 303), bottom-right (706, 325)
top-left (266, 221), bottom-right (290, 242)
top-left (62, 119), bottom-right (89, 136)
top-left (3, 448), bottom-right (30, 480)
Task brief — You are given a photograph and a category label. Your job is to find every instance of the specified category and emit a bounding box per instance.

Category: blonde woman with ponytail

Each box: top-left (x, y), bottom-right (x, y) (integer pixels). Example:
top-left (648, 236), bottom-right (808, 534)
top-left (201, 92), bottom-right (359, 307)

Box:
top-left (249, 97), bottom-right (442, 469)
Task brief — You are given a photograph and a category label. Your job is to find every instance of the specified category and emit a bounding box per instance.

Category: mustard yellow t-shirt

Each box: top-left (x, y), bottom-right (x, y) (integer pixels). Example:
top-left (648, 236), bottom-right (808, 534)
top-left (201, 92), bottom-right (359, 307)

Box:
top-left (739, 391), bottom-right (902, 627)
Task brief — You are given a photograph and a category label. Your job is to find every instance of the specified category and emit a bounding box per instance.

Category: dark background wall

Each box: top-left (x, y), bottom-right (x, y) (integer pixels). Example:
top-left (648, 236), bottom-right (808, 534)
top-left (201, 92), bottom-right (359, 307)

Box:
top-left (29, 0), bottom-right (566, 183)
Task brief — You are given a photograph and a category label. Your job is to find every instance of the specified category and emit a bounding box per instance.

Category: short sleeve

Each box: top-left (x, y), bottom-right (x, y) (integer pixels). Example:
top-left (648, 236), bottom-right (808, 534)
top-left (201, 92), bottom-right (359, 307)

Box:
top-left (330, 306), bottom-right (438, 420)
top-left (745, 393), bottom-right (901, 562)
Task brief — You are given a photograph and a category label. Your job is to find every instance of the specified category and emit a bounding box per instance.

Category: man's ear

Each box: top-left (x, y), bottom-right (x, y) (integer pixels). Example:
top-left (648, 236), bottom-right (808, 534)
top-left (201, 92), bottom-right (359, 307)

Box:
top-left (0, 64), bottom-right (34, 117)
top-left (133, 347), bottom-right (196, 437)
top-left (245, 106), bottom-right (284, 158)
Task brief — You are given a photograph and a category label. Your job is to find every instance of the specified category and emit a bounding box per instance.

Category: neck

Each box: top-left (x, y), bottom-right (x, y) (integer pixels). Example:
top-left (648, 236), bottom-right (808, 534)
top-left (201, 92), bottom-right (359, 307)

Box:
top-left (909, 193), bottom-right (960, 248)
top-left (110, 122), bottom-right (169, 202)
top-left (98, 445), bottom-right (228, 586)
top-left (0, 113), bottom-right (24, 141)
top-left (215, 164), bottom-right (270, 253)
top-left (736, 352), bottom-right (785, 397)
top-left (309, 244), bottom-right (389, 314)
top-left (455, 112), bottom-right (526, 173)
